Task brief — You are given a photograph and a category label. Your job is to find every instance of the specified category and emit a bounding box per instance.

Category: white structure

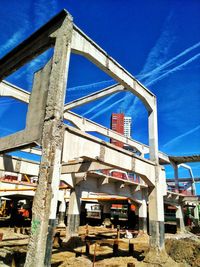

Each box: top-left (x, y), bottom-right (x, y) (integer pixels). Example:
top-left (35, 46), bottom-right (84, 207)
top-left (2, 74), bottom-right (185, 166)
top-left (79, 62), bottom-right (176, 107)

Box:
top-left (124, 116), bottom-right (132, 138)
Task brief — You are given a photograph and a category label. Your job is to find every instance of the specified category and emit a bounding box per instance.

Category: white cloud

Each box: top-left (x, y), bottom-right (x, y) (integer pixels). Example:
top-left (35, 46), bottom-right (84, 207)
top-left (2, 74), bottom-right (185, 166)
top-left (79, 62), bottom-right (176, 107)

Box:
top-left (163, 125), bottom-right (200, 148)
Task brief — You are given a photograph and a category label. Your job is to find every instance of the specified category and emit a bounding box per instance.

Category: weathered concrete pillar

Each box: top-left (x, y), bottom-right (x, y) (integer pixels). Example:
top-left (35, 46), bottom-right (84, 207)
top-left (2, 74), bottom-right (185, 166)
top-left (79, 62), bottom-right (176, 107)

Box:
top-left (148, 105), bottom-right (166, 251)
top-left (172, 163), bottom-right (179, 193)
top-left (25, 14), bottom-right (73, 267)
top-left (176, 204), bottom-right (185, 233)
top-left (66, 187), bottom-right (81, 238)
top-left (58, 194), bottom-right (66, 227)
top-left (194, 205), bottom-right (199, 226)
top-left (17, 173), bottom-right (22, 182)
top-left (148, 181), bottom-right (165, 249)
top-left (138, 190), bottom-right (147, 233)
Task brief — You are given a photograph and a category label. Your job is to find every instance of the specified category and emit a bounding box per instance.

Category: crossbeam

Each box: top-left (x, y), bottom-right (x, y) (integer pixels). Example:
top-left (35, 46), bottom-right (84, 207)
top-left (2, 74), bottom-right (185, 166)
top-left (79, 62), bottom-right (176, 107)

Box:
top-left (64, 83), bottom-right (124, 111)
top-left (71, 25), bottom-right (155, 111)
top-left (0, 155), bottom-right (39, 176)
top-left (0, 80), bottom-right (170, 163)
top-left (63, 126), bottom-right (157, 186)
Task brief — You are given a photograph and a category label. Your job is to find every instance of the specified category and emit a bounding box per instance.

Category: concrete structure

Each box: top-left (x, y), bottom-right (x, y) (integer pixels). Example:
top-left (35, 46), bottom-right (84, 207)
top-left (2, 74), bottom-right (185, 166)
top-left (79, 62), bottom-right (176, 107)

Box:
top-left (0, 9), bottom-right (199, 267)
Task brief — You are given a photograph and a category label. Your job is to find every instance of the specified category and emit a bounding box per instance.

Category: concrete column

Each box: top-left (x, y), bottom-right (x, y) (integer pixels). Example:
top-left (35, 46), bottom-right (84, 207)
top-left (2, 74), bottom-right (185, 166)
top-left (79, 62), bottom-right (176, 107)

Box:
top-left (58, 202), bottom-right (66, 227)
top-left (138, 190), bottom-right (147, 233)
top-left (25, 15), bottom-right (73, 267)
top-left (57, 191), bottom-right (66, 227)
top-left (172, 163), bottom-right (179, 193)
top-left (194, 205), bottom-right (199, 226)
top-left (148, 105), bottom-right (165, 250)
top-left (176, 205), bottom-right (185, 233)
top-left (18, 173), bottom-right (22, 182)
top-left (148, 167), bottom-right (165, 250)
top-left (148, 106), bottom-right (158, 163)
top-left (67, 187), bottom-right (81, 238)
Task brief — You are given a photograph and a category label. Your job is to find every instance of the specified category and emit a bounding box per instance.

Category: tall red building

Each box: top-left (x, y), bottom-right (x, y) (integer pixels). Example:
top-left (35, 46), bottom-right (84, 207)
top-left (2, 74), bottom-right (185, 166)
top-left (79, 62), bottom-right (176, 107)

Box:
top-left (110, 113), bottom-right (124, 148)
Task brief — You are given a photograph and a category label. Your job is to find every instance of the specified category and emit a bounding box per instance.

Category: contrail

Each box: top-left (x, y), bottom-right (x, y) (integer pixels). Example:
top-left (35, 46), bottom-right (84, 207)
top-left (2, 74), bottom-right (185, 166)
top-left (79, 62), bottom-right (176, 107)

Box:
top-left (120, 41), bottom-right (200, 114)
top-left (163, 125), bottom-right (200, 148)
top-left (126, 52), bottom-right (200, 118)
top-left (146, 53), bottom-right (200, 87)
top-left (68, 80), bottom-right (114, 92)
top-left (90, 95), bottom-right (127, 120)
top-left (0, 126), bottom-right (14, 134)
top-left (0, 30), bottom-right (25, 56)
top-left (140, 41), bottom-right (200, 81)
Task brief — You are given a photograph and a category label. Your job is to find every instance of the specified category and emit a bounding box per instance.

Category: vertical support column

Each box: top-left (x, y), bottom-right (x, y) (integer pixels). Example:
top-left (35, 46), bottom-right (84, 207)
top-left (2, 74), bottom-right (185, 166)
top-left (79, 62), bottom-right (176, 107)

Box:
top-left (58, 198), bottom-right (66, 227)
top-left (148, 104), bottom-right (165, 251)
top-left (194, 205), bottom-right (199, 226)
top-left (66, 187), bottom-right (81, 238)
top-left (176, 204), bottom-right (185, 233)
top-left (18, 173), bottom-right (22, 182)
top-left (25, 15), bottom-right (73, 267)
top-left (138, 190), bottom-right (147, 233)
top-left (148, 105), bottom-right (158, 163)
top-left (172, 163), bottom-right (179, 193)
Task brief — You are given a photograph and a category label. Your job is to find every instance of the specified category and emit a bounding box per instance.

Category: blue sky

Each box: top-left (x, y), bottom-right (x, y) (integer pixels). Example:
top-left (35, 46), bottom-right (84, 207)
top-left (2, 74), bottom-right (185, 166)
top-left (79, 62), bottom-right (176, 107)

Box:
top-left (0, 1), bottom-right (200, 189)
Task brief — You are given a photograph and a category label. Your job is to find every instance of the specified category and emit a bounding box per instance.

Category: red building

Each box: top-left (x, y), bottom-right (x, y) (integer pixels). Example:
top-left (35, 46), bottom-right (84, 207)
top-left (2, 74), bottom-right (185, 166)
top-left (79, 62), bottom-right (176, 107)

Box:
top-left (110, 113), bottom-right (124, 148)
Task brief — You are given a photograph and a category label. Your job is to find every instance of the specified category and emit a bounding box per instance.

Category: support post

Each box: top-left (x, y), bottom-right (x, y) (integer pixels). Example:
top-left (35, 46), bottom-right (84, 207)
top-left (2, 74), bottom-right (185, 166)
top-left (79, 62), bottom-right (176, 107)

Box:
top-left (148, 105), bottom-right (165, 251)
top-left (176, 204), bottom-right (185, 233)
top-left (194, 205), bottom-right (199, 226)
top-left (172, 163), bottom-right (179, 193)
top-left (25, 14), bottom-right (73, 267)
top-left (66, 187), bottom-right (81, 238)
top-left (138, 190), bottom-right (148, 233)
top-left (58, 199), bottom-right (66, 228)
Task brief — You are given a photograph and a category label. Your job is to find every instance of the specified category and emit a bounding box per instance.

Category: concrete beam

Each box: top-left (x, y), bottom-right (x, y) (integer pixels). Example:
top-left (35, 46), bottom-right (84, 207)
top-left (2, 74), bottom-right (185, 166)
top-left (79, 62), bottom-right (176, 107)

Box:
top-left (62, 159), bottom-right (112, 173)
top-left (0, 80), bottom-right (30, 103)
top-left (77, 175), bottom-right (143, 204)
top-left (0, 10), bottom-right (69, 80)
top-left (64, 83), bottom-right (124, 111)
top-left (21, 147), bottom-right (42, 156)
top-left (64, 111), bottom-right (149, 154)
top-left (0, 155), bottom-right (39, 176)
top-left (71, 25), bottom-right (155, 111)
top-left (0, 80), bottom-right (170, 164)
top-left (63, 126), bottom-right (157, 186)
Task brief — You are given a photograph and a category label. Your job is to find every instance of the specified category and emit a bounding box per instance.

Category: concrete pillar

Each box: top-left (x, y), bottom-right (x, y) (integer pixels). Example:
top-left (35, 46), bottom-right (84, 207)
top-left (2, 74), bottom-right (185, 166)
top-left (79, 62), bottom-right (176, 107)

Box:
top-left (67, 187), bottom-right (81, 238)
top-left (18, 173), bottom-right (22, 182)
top-left (148, 167), bottom-right (165, 250)
top-left (194, 205), bottom-right (199, 226)
top-left (172, 163), bottom-right (179, 193)
top-left (57, 190), bottom-right (66, 227)
top-left (148, 105), bottom-right (165, 250)
top-left (138, 191), bottom-right (147, 233)
top-left (25, 15), bottom-right (73, 267)
top-left (148, 106), bottom-right (158, 163)
top-left (176, 205), bottom-right (185, 233)
top-left (58, 201), bottom-right (66, 227)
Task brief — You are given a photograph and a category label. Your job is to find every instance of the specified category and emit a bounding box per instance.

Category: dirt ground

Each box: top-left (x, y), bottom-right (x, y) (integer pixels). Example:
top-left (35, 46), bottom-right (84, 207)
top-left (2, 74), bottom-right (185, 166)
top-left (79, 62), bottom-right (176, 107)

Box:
top-left (0, 226), bottom-right (200, 267)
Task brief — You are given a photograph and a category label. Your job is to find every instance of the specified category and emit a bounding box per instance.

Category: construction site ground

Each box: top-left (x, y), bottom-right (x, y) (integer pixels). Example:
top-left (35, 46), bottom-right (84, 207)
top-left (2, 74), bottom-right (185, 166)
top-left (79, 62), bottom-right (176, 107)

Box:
top-left (0, 225), bottom-right (200, 267)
